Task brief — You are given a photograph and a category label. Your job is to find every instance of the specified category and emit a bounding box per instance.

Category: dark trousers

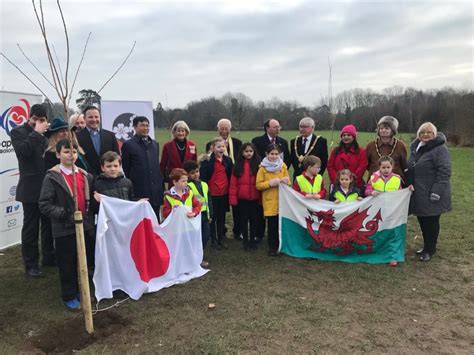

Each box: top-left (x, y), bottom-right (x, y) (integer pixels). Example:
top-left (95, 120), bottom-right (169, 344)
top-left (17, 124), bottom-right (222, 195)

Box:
top-left (417, 215), bottom-right (441, 254)
top-left (201, 213), bottom-right (210, 249)
top-left (210, 194), bottom-right (228, 245)
top-left (239, 200), bottom-right (259, 246)
top-left (55, 231), bottom-right (95, 301)
top-left (267, 215), bottom-right (279, 252)
top-left (151, 204), bottom-right (161, 223)
top-left (21, 202), bottom-right (55, 270)
top-left (232, 205), bottom-right (241, 238)
top-left (255, 204), bottom-right (266, 241)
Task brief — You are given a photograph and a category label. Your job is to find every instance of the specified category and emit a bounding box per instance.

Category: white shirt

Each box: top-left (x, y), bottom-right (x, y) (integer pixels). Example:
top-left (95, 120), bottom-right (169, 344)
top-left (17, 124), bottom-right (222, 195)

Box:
top-left (301, 134), bottom-right (313, 153)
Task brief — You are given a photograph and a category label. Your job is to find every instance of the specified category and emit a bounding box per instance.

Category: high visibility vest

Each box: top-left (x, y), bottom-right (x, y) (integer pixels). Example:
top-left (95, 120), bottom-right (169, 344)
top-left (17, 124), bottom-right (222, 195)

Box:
top-left (334, 190), bottom-right (359, 202)
top-left (187, 181), bottom-right (209, 213)
top-left (370, 174), bottom-right (401, 192)
top-left (296, 174), bottom-right (323, 194)
top-left (165, 190), bottom-right (194, 208)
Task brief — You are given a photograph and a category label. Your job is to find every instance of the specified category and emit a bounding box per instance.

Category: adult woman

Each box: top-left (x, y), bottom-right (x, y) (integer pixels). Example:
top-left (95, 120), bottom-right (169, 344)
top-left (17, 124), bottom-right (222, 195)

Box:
top-left (44, 117), bottom-right (89, 171)
top-left (160, 121), bottom-right (197, 185)
top-left (407, 122), bottom-right (451, 262)
top-left (366, 116), bottom-right (407, 179)
top-left (69, 113), bottom-right (86, 131)
top-left (327, 125), bottom-right (367, 188)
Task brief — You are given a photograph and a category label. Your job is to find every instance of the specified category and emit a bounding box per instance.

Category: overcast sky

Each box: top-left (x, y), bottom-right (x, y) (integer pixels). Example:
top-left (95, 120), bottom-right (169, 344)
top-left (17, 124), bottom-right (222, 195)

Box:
top-left (1, 0), bottom-right (472, 110)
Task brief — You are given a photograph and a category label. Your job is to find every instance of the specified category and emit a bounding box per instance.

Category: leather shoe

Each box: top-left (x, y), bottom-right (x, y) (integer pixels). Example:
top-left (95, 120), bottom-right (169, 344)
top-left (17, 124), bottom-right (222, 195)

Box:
top-left (415, 248), bottom-right (425, 255)
top-left (419, 252), bottom-right (432, 262)
top-left (26, 268), bottom-right (44, 278)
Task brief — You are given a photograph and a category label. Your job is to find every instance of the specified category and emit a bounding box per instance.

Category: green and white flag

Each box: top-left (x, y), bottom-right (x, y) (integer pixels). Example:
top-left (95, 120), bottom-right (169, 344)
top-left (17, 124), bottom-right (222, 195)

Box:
top-left (279, 185), bottom-right (412, 263)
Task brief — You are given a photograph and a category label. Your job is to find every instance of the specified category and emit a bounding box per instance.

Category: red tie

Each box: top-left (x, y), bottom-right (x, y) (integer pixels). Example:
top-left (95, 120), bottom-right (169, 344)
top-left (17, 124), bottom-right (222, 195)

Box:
top-left (271, 138), bottom-right (276, 144)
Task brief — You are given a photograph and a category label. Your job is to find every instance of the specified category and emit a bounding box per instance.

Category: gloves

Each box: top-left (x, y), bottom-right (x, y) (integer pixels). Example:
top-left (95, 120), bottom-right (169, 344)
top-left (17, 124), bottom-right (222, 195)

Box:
top-left (430, 193), bottom-right (441, 202)
top-left (268, 178), bottom-right (280, 187)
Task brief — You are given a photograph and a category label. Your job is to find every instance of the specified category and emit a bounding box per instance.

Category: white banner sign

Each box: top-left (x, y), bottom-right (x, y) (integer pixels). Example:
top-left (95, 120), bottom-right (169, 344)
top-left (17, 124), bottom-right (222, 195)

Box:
top-left (0, 91), bottom-right (42, 249)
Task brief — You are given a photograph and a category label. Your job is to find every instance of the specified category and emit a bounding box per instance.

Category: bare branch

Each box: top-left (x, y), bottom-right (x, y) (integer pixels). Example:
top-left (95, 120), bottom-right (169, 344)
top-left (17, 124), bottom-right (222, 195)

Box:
top-left (67, 32), bottom-right (92, 109)
top-left (1, 52), bottom-right (53, 103)
top-left (97, 41), bottom-right (136, 93)
top-left (16, 43), bottom-right (56, 89)
top-left (53, 44), bottom-right (67, 89)
top-left (56, 0), bottom-right (70, 95)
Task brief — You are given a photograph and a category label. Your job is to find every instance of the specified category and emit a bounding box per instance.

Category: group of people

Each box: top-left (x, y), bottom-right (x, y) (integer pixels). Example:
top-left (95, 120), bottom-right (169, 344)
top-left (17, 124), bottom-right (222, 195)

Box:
top-left (11, 104), bottom-right (452, 311)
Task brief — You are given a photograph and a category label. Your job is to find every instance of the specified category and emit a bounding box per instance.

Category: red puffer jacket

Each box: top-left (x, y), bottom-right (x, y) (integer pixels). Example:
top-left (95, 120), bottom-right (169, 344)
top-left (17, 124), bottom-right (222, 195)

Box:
top-left (327, 146), bottom-right (368, 188)
top-left (229, 160), bottom-right (261, 206)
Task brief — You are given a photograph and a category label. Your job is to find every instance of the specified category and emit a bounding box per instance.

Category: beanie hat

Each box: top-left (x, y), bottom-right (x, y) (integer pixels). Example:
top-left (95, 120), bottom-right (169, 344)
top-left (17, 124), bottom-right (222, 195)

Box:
top-left (377, 116), bottom-right (399, 135)
top-left (340, 124), bottom-right (357, 138)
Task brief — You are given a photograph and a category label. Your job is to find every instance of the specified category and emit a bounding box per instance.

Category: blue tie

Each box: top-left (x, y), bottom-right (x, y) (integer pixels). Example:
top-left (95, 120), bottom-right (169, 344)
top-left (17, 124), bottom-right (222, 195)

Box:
top-left (90, 130), bottom-right (101, 155)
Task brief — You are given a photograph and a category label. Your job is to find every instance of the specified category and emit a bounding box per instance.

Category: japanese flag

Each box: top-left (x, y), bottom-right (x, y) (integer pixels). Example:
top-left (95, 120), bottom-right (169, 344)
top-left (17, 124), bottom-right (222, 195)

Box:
top-left (93, 195), bottom-right (208, 301)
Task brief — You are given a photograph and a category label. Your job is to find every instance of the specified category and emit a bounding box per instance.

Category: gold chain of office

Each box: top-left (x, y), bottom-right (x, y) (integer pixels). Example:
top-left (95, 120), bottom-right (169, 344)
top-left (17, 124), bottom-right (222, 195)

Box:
top-left (295, 135), bottom-right (320, 166)
top-left (375, 137), bottom-right (398, 158)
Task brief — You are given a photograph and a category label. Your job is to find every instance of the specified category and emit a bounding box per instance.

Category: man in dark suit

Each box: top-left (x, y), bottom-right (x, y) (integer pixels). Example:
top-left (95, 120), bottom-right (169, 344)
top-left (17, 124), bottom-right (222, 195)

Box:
top-left (205, 118), bottom-right (243, 240)
top-left (121, 116), bottom-right (164, 221)
top-left (290, 116), bottom-right (328, 180)
top-left (11, 104), bottom-right (55, 277)
top-left (76, 106), bottom-right (120, 175)
top-left (251, 118), bottom-right (291, 166)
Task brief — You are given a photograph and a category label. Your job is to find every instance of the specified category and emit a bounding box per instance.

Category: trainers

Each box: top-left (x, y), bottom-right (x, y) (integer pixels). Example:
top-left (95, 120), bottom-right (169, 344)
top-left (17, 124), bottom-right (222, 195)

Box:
top-left (200, 261), bottom-right (209, 268)
top-left (25, 268), bottom-right (44, 278)
top-left (63, 298), bottom-right (81, 311)
top-left (389, 260), bottom-right (398, 266)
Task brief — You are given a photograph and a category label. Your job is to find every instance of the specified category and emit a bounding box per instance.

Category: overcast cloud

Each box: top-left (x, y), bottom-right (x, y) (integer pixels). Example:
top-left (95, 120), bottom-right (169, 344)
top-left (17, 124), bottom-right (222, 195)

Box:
top-left (1, 0), bottom-right (472, 109)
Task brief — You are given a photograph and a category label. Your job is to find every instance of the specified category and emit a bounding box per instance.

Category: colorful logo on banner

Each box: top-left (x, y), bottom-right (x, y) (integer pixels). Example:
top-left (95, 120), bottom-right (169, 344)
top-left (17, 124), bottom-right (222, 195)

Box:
top-left (112, 113), bottom-right (136, 142)
top-left (0, 98), bottom-right (30, 136)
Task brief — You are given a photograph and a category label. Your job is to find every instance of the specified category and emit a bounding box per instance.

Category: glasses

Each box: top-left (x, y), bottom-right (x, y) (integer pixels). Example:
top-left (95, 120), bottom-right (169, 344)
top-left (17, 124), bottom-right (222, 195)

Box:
top-left (420, 131), bottom-right (434, 135)
top-left (299, 125), bottom-right (311, 129)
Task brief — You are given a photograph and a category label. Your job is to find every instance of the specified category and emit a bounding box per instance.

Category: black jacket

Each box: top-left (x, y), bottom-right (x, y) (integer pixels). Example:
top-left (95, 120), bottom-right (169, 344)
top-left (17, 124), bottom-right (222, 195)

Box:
top-left (38, 166), bottom-right (94, 238)
top-left (251, 133), bottom-right (291, 167)
top-left (290, 135), bottom-right (328, 177)
top-left (11, 123), bottom-right (48, 203)
top-left (90, 173), bottom-right (134, 214)
top-left (76, 127), bottom-right (120, 175)
top-left (121, 134), bottom-right (164, 207)
top-left (199, 153), bottom-right (233, 187)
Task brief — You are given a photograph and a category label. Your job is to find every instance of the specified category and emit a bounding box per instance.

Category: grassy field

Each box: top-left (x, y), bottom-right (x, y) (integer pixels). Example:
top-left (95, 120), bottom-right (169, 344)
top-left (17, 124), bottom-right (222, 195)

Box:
top-left (0, 130), bottom-right (473, 353)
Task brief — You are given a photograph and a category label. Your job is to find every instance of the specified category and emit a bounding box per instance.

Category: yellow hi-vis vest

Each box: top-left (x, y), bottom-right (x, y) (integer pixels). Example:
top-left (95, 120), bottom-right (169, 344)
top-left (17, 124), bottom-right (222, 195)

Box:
top-left (334, 190), bottom-right (359, 202)
top-left (187, 181), bottom-right (209, 213)
top-left (296, 174), bottom-right (323, 194)
top-left (165, 190), bottom-right (194, 208)
top-left (370, 174), bottom-right (401, 192)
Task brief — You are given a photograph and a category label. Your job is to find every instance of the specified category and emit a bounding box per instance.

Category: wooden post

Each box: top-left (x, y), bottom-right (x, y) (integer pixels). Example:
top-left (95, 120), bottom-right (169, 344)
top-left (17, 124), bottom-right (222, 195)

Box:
top-left (74, 210), bottom-right (94, 334)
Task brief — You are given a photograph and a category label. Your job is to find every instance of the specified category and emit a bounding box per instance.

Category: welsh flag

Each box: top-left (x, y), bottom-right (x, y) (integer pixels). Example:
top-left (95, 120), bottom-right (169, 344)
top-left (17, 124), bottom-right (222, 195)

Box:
top-left (279, 185), bottom-right (411, 263)
top-left (93, 195), bottom-right (209, 301)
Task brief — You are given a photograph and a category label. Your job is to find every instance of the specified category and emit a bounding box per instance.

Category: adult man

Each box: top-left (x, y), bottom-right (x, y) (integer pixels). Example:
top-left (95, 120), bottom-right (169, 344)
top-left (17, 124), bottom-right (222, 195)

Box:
top-left (11, 104), bottom-right (55, 277)
top-left (76, 106), bottom-right (120, 175)
top-left (121, 116), bottom-right (164, 220)
top-left (205, 118), bottom-right (242, 162)
top-left (205, 118), bottom-right (243, 240)
top-left (290, 117), bottom-right (328, 179)
top-left (252, 118), bottom-right (291, 166)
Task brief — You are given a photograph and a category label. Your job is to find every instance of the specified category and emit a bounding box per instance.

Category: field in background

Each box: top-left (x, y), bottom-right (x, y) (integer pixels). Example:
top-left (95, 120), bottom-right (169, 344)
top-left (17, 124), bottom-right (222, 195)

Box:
top-left (0, 131), bottom-right (472, 353)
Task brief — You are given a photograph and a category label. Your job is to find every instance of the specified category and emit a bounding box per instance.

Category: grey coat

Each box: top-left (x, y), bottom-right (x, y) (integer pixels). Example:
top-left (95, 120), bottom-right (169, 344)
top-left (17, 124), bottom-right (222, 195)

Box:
top-left (407, 133), bottom-right (452, 217)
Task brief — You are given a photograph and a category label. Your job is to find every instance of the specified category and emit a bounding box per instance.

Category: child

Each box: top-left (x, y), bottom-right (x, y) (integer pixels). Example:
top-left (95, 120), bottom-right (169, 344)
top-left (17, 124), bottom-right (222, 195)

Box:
top-left (183, 160), bottom-right (212, 268)
top-left (256, 144), bottom-right (290, 256)
top-left (199, 137), bottom-right (233, 250)
top-left (365, 156), bottom-right (402, 197)
top-left (229, 143), bottom-right (261, 251)
top-left (162, 168), bottom-right (201, 219)
top-left (293, 155), bottom-right (327, 200)
top-left (329, 169), bottom-right (363, 203)
top-left (364, 155), bottom-right (402, 266)
top-left (91, 151), bottom-right (134, 214)
top-left (38, 139), bottom-right (94, 311)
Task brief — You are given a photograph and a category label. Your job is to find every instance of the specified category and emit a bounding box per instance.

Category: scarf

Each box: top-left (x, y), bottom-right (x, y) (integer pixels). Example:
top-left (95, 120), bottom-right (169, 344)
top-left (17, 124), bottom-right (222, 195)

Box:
top-left (260, 157), bottom-right (283, 173)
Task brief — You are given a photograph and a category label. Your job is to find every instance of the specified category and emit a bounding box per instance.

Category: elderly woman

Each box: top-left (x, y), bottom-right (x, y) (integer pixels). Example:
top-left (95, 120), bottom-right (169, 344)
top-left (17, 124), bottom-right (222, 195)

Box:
top-left (366, 116), bottom-right (407, 179)
top-left (69, 113), bottom-right (86, 131)
top-left (160, 120), bottom-right (197, 184)
top-left (407, 122), bottom-right (451, 262)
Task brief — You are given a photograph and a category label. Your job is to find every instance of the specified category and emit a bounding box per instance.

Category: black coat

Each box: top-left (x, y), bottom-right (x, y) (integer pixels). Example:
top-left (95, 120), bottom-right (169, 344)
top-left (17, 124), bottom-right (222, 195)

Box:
top-left (121, 135), bottom-right (164, 207)
top-left (205, 136), bottom-right (242, 162)
top-left (90, 173), bottom-right (134, 214)
top-left (11, 123), bottom-right (48, 203)
top-left (290, 135), bottom-right (328, 177)
top-left (76, 128), bottom-right (120, 175)
top-left (199, 153), bottom-right (233, 186)
top-left (38, 166), bottom-right (94, 238)
top-left (251, 134), bottom-right (291, 167)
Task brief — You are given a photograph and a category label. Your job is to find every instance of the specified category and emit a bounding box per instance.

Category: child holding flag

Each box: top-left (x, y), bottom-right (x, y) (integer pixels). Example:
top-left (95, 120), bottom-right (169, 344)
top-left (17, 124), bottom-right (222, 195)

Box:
top-left (365, 156), bottom-right (403, 196)
top-left (293, 155), bottom-right (327, 200)
top-left (329, 169), bottom-right (363, 203)
top-left (162, 168), bottom-right (201, 219)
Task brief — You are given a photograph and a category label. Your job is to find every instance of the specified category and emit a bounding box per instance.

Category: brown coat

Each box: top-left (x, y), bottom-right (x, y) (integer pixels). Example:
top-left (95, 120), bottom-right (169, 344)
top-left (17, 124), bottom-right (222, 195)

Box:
top-left (366, 138), bottom-right (408, 178)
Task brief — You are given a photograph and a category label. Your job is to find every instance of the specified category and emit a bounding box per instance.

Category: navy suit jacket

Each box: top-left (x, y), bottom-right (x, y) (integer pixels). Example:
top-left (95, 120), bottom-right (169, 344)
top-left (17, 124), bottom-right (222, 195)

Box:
top-left (76, 128), bottom-right (120, 175)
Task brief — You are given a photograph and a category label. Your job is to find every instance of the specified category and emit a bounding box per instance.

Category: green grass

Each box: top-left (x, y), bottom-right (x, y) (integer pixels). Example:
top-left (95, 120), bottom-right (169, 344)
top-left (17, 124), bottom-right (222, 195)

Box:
top-left (0, 131), bottom-right (472, 353)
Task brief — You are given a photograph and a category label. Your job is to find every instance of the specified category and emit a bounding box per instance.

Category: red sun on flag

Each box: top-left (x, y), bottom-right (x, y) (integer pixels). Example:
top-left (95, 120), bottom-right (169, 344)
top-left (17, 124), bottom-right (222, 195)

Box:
top-left (130, 218), bottom-right (170, 282)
